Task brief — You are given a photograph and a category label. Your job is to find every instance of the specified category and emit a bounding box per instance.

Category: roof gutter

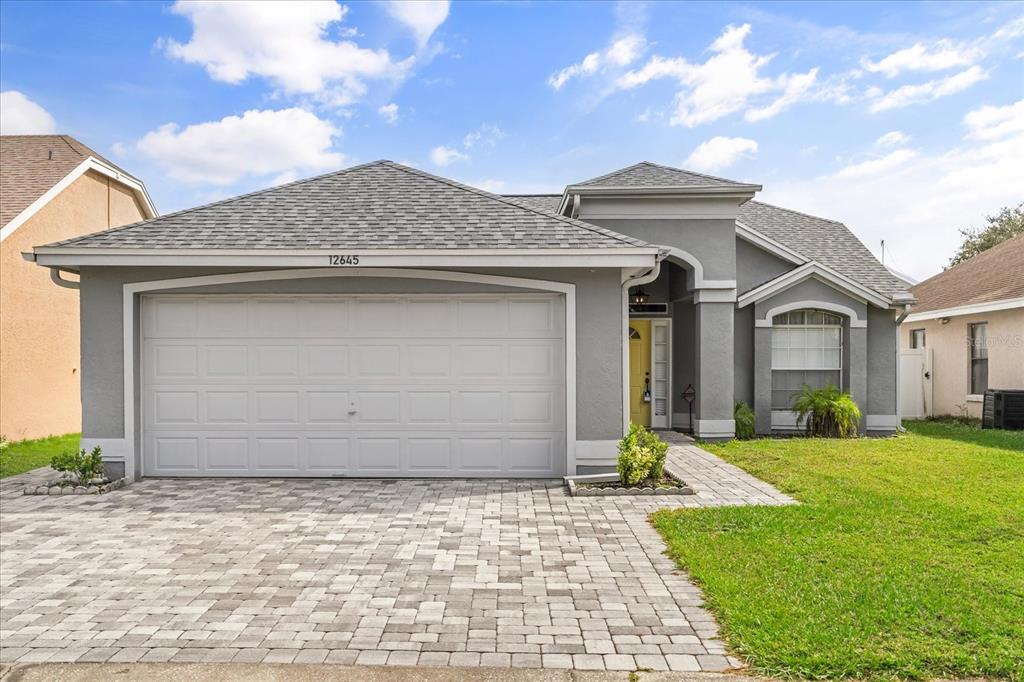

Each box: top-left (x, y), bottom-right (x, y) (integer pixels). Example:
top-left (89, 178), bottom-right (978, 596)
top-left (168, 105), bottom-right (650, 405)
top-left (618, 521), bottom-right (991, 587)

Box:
top-left (49, 266), bottom-right (80, 290)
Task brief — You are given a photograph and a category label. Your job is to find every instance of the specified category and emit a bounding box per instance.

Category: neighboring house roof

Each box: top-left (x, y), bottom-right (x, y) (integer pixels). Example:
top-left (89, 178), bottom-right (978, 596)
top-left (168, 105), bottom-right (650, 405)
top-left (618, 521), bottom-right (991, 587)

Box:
top-left (42, 161), bottom-right (647, 251)
top-left (909, 233), bottom-right (1024, 315)
top-left (736, 201), bottom-right (908, 298)
top-left (1, 135), bottom-right (155, 240)
top-left (570, 161), bottom-right (757, 189)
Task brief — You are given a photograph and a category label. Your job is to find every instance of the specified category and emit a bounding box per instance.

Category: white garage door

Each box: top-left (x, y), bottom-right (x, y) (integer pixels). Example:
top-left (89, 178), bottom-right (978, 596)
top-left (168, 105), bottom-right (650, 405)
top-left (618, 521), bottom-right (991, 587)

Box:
top-left (141, 293), bottom-right (566, 477)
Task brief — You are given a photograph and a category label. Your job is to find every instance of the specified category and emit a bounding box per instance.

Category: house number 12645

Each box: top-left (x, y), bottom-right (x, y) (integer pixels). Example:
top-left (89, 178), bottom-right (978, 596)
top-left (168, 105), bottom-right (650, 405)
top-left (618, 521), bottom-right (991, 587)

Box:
top-left (328, 255), bottom-right (360, 265)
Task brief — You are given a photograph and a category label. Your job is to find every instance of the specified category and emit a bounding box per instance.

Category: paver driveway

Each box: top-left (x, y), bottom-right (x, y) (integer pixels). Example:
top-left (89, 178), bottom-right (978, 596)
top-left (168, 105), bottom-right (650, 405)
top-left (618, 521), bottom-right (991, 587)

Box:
top-left (0, 440), bottom-right (791, 672)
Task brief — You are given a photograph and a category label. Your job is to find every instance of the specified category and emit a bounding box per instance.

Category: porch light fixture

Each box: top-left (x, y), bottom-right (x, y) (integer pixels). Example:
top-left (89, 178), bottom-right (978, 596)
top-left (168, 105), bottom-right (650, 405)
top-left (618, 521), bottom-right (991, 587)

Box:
top-left (631, 287), bottom-right (650, 305)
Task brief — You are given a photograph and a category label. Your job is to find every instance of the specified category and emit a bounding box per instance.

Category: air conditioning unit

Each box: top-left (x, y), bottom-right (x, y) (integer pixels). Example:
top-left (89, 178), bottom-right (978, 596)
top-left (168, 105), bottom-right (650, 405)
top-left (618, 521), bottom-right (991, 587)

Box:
top-left (982, 389), bottom-right (1024, 430)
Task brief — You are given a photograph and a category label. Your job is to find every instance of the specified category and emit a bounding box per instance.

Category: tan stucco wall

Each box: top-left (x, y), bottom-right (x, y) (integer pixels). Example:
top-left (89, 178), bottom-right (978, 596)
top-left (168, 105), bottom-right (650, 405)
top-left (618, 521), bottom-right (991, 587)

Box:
top-left (0, 170), bottom-right (146, 441)
top-left (901, 308), bottom-right (1024, 418)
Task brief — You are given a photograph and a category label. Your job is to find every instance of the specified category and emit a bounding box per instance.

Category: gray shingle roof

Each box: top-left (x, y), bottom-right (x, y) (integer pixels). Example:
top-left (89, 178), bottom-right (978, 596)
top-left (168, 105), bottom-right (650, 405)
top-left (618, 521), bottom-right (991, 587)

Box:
top-left (571, 161), bottom-right (755, 189)
top-left (44, 161), bottom-right (647, 251)
top-left (499, 192), bottom-right (907, 299)
top-left (502, 194), bottom-right (563, 213)
top-left (737, 201), bottom-right (907, 297)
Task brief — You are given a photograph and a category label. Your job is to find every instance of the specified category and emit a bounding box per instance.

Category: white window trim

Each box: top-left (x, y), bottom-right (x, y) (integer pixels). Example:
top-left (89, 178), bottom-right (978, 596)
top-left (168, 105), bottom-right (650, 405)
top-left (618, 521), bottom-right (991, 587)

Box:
top-left (1, 157), bottom-right (156, 242)
top-left (111, 267), bottom-right (577, 482)
top-left (756, 299), bottom-right (867, 328)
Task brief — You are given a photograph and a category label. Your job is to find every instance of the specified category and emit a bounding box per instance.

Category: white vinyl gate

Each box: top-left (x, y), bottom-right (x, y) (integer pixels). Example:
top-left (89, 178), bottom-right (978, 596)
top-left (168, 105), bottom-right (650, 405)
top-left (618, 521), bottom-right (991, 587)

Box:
top-left (141, 293), bottom-right (566, 477)
top-left (900, 348), bottom-right (933, 419)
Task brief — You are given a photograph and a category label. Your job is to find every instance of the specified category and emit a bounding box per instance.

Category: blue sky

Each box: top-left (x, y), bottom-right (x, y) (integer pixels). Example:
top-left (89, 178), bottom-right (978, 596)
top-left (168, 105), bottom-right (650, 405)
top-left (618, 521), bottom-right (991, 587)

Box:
top-left (2, 1), bottom-right (1022, 279)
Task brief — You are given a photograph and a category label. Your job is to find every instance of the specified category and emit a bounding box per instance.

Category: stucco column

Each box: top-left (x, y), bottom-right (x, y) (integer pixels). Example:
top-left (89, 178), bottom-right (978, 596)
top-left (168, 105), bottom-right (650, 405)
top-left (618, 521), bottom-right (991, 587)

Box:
top-left (753, 326), bottom-right (772, 435)
top-left (849, 324), bottom-right (868, 434)
top-left (694, 297), bottom-right (735, 439)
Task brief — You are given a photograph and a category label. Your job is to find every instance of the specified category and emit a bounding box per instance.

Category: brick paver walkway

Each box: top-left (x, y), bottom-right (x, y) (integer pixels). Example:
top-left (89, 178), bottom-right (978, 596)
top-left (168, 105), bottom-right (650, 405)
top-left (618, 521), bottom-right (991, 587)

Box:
top-left (0, 439), bottom-right (791, 671)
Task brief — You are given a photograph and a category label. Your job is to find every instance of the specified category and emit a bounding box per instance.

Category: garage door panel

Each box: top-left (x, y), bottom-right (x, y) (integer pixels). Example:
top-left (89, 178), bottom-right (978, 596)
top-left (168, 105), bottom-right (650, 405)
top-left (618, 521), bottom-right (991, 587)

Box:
top-left (206, 392), bottom-right (249, 424)
top-left (301, 299), bottom-right (350, 335)
top-left (254, 438), bottom-right (300, 471)
top-left (307, 391), bottom-right (352, 424)
top-left (205, 345), bottom-right (248, 378)
top-left (305, 345), bottom-right (350, 377)
top-left (507, 438), bottom-right (557, 472)
top-left (152, 391), bottom-right (199, 425)
top-left (198, 299), bottom-right (249, 336)
top-left (254, 392), bottom-right (300, 423)
top-left (142, 293), bottom-right (565, 478)
top-left (206, 438), bottom-right (250, 471)
top-left (254, 346), bottom-right (299, 377)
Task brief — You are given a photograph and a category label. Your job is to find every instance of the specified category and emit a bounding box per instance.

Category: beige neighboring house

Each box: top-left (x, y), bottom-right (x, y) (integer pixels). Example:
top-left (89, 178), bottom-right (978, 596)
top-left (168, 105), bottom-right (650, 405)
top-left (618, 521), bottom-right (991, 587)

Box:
top-left (1, 135), bottom-right (155, 441)
top-left (899, 233), bottom-right (1024, 420)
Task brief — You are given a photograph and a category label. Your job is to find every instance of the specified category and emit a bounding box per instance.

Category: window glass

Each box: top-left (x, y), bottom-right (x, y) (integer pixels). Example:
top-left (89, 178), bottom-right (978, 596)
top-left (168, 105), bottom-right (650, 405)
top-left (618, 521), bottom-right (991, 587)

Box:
top-left (969, 323), bottom-right (988, 394)
top-left (771, 309), bottom-right (843, 409)
top-left (910, 329), bottom-right (925, 349)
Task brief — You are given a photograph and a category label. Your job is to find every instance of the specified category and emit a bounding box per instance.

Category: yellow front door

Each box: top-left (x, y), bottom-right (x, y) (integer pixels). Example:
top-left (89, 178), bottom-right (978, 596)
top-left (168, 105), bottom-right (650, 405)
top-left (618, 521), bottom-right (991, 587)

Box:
top-left (628, 320), bottom-right (651, 426)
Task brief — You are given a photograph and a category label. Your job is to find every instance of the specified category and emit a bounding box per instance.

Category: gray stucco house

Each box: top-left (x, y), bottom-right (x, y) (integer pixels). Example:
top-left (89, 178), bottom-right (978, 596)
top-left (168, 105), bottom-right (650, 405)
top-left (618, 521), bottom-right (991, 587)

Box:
top-left (28, 161), bottom-right (914, 480)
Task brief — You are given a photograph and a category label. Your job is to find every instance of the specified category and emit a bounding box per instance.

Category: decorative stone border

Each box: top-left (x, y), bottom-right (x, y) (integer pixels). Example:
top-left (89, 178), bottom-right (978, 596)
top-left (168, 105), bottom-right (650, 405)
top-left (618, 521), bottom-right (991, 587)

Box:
top-left (564, 472), bottom-right (694, 497)
top-left (23, 478), bottom-right (126, 496)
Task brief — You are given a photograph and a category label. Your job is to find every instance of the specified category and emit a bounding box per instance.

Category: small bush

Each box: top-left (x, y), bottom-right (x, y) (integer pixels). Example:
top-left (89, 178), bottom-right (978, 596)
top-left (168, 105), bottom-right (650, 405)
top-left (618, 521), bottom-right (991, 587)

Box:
top-left (792, 384), bottom-right (861, 438)
top-left (617, 423), bottom-right (669, 485)
top-left (734, 401), bottom-right (756, 439)
top-left (51, 446), bottom-right (104, 486)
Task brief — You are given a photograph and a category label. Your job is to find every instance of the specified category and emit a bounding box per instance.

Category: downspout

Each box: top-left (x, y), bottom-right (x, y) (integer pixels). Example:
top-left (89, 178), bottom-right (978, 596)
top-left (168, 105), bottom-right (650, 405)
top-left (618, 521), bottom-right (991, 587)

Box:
top-left (620, 250), bottom-right (669, 433)
top-left (50, 267), bottom-right (81, 290)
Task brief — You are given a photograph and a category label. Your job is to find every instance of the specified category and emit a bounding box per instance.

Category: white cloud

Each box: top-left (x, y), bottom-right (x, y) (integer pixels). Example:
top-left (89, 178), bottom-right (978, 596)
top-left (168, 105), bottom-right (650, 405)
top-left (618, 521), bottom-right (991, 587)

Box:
top-left (0, 91), bottom-right (57, 135)
top-left (382, 0), bottom-right (450, 47)
top-left (463, 123), bottom-right (504, 149)
top-left (377, 102), bottom-right (399, 124)
top-left (130, 108), bottom-right (343, 185)
top-left (684, 136), bottom-right (758, 172)
top-left (429, 145), bottom-right (468, 167)
top-left (761, 102), bottom-right (1024, 279)
top-left (963, 99), bottom-right (1024, 141)
top-left (834, 148), bottom-right (918, 178)
top-left (549, 33), bottom-right (646, 90)
top-left (614, 24), bottom-right (820, 127)
top-left (746, 68), bottom-right (820, 122)
top-left (861, 40), bottom-right (980, 78)
top-left (875, 130), bottom-right (909, 147)
top-left (868, 66), bottom-right (987, 113)
top-left (163, 1), bottom-right (412, 107)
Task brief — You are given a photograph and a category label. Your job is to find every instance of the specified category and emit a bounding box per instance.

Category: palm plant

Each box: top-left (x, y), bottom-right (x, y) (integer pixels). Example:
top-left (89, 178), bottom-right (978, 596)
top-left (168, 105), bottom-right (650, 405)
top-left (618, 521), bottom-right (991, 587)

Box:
top-left (791, 384), bottom-right (861, 438)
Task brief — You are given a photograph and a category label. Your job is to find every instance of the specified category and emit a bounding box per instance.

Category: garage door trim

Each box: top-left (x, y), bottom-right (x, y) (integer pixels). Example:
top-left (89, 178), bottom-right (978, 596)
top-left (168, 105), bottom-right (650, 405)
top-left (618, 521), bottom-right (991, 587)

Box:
top-left (119, 268), bottom-right (576, 480)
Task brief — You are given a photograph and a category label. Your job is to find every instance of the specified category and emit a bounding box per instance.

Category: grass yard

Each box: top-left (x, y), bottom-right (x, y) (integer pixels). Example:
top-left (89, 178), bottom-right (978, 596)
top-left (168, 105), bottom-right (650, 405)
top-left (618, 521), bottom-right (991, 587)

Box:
top-left (652, 421), bottom-right (1024, 681)
top-left (0, 433), bottom-right (79, 478)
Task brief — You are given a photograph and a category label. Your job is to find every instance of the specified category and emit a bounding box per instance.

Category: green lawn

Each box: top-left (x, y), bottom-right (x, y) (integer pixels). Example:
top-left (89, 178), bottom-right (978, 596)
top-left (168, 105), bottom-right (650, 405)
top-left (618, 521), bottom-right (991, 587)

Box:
top-left (651, 421), bottom-right (1024, 681)
top-left (0, 433), bottom-right (79, 478)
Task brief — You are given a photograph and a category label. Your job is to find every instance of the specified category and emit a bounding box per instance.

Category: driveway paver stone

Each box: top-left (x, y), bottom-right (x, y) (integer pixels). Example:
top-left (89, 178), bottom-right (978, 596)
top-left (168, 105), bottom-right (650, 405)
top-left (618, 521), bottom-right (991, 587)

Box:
top-left (0, 437), bottom-right (791, 671)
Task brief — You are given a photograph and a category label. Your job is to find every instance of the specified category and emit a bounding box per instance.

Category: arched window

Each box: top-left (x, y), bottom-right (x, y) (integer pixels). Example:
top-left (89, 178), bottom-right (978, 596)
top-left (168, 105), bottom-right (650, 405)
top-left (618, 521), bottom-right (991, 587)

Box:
top-left (628, 326), bottom-right (641, 340)
top-left (771, 310), bottom-right (843, 410)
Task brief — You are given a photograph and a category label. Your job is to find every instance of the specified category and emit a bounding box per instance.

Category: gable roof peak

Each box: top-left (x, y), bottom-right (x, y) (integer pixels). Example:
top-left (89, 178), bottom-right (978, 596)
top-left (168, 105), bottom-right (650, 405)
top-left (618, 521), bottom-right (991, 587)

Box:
top-left (569, 160), bottom-right (761, 191)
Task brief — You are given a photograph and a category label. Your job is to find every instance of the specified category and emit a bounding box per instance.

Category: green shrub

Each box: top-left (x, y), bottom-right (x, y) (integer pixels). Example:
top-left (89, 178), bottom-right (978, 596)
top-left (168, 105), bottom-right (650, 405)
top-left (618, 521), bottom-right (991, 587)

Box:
top-left (792, 384), bottom-right (861, 438)
top-left (734, 401), bottom-right (756, 439)
top-left (51, 446), bottom-right (104, 486)
top-left (617, 423), bottom-right (669, 485)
